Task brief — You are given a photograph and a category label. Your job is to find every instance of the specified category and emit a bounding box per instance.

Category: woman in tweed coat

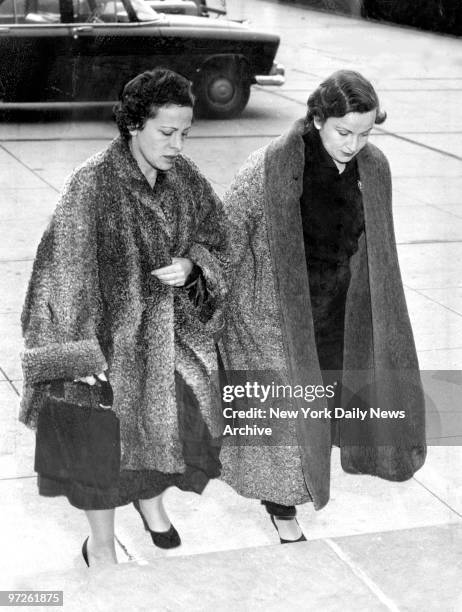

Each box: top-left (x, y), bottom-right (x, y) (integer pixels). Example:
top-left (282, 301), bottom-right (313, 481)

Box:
top-left (20, 69), bottom-right (227, 566)
top-left (219, 70), bottom-right (426, 543)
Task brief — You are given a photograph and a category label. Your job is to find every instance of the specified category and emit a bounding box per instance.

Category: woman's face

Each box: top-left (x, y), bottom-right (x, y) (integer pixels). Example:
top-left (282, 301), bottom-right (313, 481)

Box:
top-left (314, 109), bottom-right (377, 169)
top-left (129, 104), bottom-right (193, 176)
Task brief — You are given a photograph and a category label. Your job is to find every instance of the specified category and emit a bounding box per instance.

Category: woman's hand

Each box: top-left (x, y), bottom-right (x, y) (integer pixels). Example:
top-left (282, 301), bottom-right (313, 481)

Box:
top-left (74, 372), bottom-right (107, 385)
top-left (151, 257), bottom-right (193, 287)
top-left (74, 372), bottom-right (112, 407)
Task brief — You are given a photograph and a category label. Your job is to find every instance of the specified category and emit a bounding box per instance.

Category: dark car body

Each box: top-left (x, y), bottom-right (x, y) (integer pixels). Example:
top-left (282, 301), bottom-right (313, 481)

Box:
top-left (0, 0), bottom-right (284, 117)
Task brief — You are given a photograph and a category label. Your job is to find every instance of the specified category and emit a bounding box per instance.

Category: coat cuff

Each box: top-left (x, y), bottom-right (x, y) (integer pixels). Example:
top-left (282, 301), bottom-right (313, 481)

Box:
top-left (21, 339), bottom-right (107, 384)
top-left (187, 243), bottom-right (227, 300)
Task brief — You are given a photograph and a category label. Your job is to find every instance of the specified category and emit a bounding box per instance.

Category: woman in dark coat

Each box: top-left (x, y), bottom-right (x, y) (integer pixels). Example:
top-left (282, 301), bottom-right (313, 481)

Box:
top-left (219, 70), bottom-right (426, 543)
top-left (20, 68), bottom-right (228, 566)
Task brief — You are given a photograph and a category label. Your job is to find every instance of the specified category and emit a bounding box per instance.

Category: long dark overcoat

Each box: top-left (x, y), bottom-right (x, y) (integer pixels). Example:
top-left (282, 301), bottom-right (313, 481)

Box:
top-left (219, 119), bottom-right (426, 509)
top-left (20, 137), bottom-right (228, 474)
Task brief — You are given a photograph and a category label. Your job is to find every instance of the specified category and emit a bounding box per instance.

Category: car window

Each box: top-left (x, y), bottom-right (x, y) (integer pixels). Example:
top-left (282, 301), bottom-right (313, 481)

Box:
top-left (73, 0), bottom-right (121, 22)
top-left (0, 0), bottom-right (63, 23)
top-left (128, 0), bottom-right (160, 21)
top-left (71, 0), bottom-right (159, 23)
top-left (0, 0), bottom-right (14, 23)
top-left (0, 0), bottom-right (160, 24)
top-left (0, 0), bottom-right (24, 23)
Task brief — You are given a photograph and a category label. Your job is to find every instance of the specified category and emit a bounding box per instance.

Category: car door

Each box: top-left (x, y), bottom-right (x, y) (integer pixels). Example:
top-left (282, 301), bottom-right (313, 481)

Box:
top-left (69, 0), bottom-right (164, 102)
top-left (0, 0), bottom-right (76, 102)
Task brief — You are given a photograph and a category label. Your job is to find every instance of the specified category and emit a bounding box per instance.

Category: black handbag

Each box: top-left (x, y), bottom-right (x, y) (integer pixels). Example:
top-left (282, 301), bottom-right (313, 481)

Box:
top-left (35, 379), bottom-right (120, 489)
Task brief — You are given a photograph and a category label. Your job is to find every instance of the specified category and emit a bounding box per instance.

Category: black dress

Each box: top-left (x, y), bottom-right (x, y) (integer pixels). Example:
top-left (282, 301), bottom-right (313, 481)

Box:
top-left (36, 270), bottom-right (222, 511)
top-left (300, 126), bottom-right (364, 377)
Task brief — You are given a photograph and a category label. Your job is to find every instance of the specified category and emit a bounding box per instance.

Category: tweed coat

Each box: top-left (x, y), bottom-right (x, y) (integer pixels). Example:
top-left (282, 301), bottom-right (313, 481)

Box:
top-left (20, 137), bottom-right (228, 474)
top-left (219, 119), bottom-right (426, 509)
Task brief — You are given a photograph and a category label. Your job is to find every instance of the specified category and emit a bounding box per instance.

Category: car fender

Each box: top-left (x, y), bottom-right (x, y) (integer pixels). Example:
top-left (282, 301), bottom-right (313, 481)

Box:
top-left (194, 53), bottom-right (251, 81)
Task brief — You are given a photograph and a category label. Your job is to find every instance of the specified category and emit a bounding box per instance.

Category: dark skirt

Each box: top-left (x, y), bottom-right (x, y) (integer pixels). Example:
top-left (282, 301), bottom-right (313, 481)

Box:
top-left (309, 260), bottom-right (350, 374)
top-left (36, 372), bottom-right (222, 510)
top-left (309, 260), bottom-right (352, 446)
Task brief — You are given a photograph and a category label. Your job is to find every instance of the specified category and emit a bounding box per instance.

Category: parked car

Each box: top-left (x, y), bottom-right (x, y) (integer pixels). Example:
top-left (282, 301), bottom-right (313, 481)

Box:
top-left (0, 0), bottom-right (285, 117)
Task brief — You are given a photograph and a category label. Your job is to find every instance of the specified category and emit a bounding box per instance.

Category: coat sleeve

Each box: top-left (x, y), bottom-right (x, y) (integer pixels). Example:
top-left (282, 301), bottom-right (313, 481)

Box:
top-left (21, 166), bottom-right (107, 386)
top-left (178, 156), bottom-right (230, 333)
top-left (217, 148), bottom-right (268, 369)
top-left (222, 148), bottom-right (266, 285)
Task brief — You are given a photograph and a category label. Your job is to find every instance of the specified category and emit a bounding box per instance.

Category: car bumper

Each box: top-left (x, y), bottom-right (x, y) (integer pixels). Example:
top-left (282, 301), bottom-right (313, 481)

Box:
top-left (254, 62), bottom-right (285, 87)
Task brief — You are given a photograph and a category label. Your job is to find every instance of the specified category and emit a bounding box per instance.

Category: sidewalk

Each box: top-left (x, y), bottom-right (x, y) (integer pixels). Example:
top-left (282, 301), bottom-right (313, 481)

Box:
top-left (1, 2), bottom-right (461, 609)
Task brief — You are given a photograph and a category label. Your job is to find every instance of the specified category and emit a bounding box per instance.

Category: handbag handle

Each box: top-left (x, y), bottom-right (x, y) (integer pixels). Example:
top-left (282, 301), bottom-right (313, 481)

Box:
top-left (49, 378), bottom-right (111, 411)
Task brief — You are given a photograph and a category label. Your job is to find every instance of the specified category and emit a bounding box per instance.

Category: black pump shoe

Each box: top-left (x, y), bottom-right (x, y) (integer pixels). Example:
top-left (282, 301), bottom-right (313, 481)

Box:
top-left (133, 500), bottom-right (181, 549)
top-left (270, 515), bottom-right (307, 544)
top-left (82, 537), bottom-right (90, 567)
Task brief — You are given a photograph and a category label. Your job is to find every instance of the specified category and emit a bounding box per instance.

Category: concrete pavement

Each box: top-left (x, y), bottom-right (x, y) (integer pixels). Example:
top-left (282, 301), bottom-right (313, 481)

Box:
top-left (1, 1), bottom-right (462, 609)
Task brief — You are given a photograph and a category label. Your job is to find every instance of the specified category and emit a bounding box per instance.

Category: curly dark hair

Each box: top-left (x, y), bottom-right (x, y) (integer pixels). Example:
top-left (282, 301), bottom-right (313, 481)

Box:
top-left (113, 68), bottom-right (195, 141)
top-left (305, 70), bottom-right (386, 127)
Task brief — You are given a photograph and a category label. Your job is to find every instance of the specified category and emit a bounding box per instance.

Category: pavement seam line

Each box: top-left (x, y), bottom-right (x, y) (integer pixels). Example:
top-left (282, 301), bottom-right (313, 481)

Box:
top-left (406, 287), bottom-right (462, 319)
top-left (287, 89), bottom-right (462, 93)
top-left (0, 137), bottom-right (112, 143)
top-left (411, 477), bottom-right (462, 519)
top-left (0, 367), bottom-right (20, 397)
top-left (417, 346), bottom-right (462, 351)
top-left (0, 143), bottom-right (60, 193)
top-left (0, 258), bottom-right (34, 263)
top-left (0, 134), bottom-right (281, 142)
top-left (325, 538), bottom-right (401, 612)
top-left (253, 87), bottom-right (462, 162)
top-left (373, 127), bottom-right (462, 162)
top-left (289, 70), bottom-right (462, 82)
top-left (397, 240), bottom-right (462, 245)
top-left (429, 204), bottom-right (462, 220)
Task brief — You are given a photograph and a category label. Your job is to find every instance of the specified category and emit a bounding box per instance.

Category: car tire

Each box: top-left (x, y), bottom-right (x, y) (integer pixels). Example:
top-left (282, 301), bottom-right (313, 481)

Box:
top-left (195, 64), bottom-right (251, 119)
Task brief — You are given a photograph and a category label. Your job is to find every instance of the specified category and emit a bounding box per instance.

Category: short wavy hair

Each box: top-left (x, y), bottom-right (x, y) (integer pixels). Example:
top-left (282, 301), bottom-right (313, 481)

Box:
top-left (306, 70), bottom-right (386, 127)
top-left (113, 68), bottom-right (195, 141)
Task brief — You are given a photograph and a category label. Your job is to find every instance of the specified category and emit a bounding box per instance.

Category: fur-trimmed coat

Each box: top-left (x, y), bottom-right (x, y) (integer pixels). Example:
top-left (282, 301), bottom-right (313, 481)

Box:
top-left (20, 137), bottom-right (228, 473)
top-left (219, 119), bottom-right (426, 509)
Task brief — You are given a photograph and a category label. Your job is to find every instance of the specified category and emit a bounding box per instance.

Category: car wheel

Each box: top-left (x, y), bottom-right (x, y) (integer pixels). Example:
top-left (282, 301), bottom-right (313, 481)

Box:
top-left (195, 65), bottom-right (251, 119)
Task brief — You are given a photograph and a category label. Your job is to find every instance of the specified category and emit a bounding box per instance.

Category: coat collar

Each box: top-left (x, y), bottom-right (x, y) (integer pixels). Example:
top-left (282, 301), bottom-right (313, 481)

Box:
top-left (104, 137), bottom-right (182, 238)
top-left (263, 117), bottom-right (322, 385)
top-left (106, 136), bottom-right (150, 187)
top-left (105, 136), bottom-right (176, 195)
top-left (266, 117), bottom-right (376, 185)
top-left (265, 117), bottom-right (306, 186)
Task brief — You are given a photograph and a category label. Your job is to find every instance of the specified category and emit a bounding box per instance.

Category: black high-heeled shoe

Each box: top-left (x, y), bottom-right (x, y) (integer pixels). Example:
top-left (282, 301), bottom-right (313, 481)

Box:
top-left (82, 537), bottom-right (90, 567)
top-left (133, 500), bottom-right (181, 549)
top-left (270, 515), bottom-right (307, 544)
